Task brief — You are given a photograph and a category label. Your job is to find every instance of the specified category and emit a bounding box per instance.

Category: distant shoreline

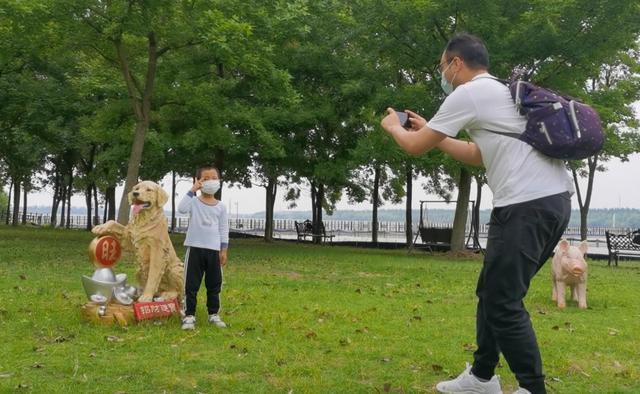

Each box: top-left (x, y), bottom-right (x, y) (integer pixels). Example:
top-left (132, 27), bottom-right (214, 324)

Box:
top-left (19, 206), bottom-right (640, 229)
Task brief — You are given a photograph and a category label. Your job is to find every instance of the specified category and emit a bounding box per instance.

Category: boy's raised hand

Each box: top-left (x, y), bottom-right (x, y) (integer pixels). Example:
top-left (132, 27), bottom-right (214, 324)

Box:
top-left (191, 179), bottom-right (202, 193)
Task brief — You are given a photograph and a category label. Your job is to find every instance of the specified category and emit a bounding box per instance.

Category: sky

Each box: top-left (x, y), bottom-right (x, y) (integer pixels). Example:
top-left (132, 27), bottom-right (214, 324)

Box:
top-left (18, 152), bottom-right (640, 215)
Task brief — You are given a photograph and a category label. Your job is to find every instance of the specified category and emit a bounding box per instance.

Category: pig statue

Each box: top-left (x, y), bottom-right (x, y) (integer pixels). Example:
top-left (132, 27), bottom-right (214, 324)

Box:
top-left (551, 239), bottom-right (588, 309)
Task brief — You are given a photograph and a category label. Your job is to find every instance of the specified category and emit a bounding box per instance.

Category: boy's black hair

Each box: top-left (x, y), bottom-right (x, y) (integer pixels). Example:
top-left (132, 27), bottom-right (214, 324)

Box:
top-left (444, 33), bottom-right (489, 70)
top-left (195, 165), bottom-right (221, 180)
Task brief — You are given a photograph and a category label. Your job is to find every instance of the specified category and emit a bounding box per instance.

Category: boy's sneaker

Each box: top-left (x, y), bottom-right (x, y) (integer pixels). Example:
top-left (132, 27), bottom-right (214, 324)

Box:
top-left (181, 315), bottom-right (196, 330)
top-left (436, 363), bottom-right (502, 393)
top-left (512, 389), bottom-right (531, 394)
top-left (208, 314), bottom-right (227, 328)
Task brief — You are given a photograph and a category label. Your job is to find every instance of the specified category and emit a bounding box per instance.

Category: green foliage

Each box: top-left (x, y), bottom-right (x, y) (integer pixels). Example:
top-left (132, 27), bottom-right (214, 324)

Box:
top-left (1, 0), bottom-right (639, 223)
top-left (1, 226), bottom-right (639, 392)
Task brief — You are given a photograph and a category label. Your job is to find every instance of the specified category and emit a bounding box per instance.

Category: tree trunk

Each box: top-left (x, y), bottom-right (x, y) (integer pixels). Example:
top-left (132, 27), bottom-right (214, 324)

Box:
top-left (310, 181), bottom-right (317, 226)
top-left (451, 168), bottom-right (472, 252)
top-left (371, 165), bottom-right (380, 245)
top-left (21, 180), bottom-right (27, 224)
top-left (264, 176), bottom-right (277, 242)
top-left (11, 177), bottom-right (20, 226)
top-left (5, 181), bottom-right (12, 225)
top-left (106, 186), bottom-right (116, 221)
top-left (66, 172), bottom-right (73, 229)
top-left (473, 178), bottom-right (483, 249)
top-left (103, 194), bottom-right (108, 224)
top-left (85, 184), bottom-right (93, 231)
top-left (93, 184), bottom-right (99, 226)
top-left (59, 180), bottom-right (66, 228)
top-left (572, 156), bottom-right (598, 241)
top-left (170, 171), bottom-right (176, 232)
top-left (51, 172), bottom-right (60, 227)
top-left (310, 182), bottom-right (324, 244)
top-left (405, 162), bottom-right (413, 247)
top-left (214, 151), bottom-right (225, 201)
top-left (115, 32), bottom-right (160, 224)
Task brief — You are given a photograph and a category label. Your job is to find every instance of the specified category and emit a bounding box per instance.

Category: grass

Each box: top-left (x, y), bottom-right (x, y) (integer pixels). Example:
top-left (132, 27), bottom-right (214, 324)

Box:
top-left (0, 225), bottom-right (639, 393)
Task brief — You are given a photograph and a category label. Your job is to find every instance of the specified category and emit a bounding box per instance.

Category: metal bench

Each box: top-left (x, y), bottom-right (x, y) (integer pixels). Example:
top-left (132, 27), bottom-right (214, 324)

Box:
top-left (294, 220), bottom-right (335, 244)
top-left (605, 230), bottom-right (640, 266)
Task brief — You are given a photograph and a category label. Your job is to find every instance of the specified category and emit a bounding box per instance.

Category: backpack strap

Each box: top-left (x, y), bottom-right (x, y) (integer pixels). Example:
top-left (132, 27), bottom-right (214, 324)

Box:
top-left (468, 76), bottom-right (524, 140)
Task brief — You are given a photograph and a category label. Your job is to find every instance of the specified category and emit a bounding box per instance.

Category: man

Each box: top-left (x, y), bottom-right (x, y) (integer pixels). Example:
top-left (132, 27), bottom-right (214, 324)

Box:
top-left (380, 33), bottom-right (572, 394)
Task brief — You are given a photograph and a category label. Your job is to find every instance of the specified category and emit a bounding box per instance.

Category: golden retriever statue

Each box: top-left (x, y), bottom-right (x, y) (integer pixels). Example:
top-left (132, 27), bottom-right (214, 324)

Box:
top-left (92, 181), bottom-right (183, 303)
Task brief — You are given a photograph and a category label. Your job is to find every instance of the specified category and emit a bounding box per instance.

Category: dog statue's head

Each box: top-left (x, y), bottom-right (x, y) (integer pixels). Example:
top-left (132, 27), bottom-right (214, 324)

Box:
top-left (128, 181), bottom-right (168, 215)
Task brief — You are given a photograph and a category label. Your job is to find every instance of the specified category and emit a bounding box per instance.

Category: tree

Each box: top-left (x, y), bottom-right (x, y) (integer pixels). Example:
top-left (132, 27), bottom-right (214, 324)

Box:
top-left (570, 50), bottom-right (640, 239)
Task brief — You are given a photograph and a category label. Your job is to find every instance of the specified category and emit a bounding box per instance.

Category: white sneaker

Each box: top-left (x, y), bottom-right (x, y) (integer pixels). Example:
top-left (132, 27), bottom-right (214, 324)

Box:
top-left (436, 363), bottom-right (502, 393)
top-left (208, 314), bottom-right (227, 328)
top-left (512, 388), bottom-right (531, 394)
top-left (181, 315), bottom-right (196, 330)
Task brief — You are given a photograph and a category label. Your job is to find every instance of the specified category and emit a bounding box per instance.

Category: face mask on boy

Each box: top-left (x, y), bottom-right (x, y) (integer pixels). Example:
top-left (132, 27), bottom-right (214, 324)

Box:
top-left (440, 60), bottom-right (457, 96)
top-left (201, 179), bottom-right (220, 195)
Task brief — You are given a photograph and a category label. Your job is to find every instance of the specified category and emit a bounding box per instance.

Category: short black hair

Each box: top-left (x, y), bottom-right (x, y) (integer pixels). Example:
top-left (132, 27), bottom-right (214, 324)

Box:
top-left (444, 33), bottom-right (489, 70)
top-left (195, 165), bottom-right (220, 180)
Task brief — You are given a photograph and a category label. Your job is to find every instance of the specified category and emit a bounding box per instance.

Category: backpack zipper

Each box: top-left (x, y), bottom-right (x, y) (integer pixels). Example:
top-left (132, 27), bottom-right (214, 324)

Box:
top-left (538, 122), bottom-right (553, 145)
top-left (569, 100), bottom-right (582, 138)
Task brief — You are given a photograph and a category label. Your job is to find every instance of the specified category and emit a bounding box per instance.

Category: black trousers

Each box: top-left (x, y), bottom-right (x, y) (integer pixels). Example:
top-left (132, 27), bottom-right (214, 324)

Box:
top-left (471, 192), bottom-right (571, 394)
top-left (184, 246), bottom-right (222, 316)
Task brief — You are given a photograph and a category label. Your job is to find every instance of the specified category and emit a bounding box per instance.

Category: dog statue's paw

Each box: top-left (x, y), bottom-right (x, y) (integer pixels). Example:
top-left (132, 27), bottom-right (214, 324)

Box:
top-left (91, 224), bottom-right (107, 235)
top-left (137, 293), bottom-right (154, 303)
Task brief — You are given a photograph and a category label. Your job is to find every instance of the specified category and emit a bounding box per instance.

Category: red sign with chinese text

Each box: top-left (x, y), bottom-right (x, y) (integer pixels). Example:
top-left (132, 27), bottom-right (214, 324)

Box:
top-left (133, 299), bottom-right (181, 321)
top-left (90, 236), bottom-right (122, 268)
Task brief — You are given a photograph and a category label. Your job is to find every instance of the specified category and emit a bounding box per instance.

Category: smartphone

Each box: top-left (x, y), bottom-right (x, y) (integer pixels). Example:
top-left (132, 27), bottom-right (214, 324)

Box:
top-left (395, 111), bottom-right (411, 129)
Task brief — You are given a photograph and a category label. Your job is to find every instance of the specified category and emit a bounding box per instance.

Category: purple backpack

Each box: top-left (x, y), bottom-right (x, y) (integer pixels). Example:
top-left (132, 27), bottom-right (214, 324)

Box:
top-left (489, 79), bottom-right (605, 160)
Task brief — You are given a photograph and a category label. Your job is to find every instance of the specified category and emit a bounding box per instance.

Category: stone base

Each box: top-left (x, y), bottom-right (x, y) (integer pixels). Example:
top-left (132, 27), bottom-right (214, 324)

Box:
top-left (81, 302), bottom-right (137, 326)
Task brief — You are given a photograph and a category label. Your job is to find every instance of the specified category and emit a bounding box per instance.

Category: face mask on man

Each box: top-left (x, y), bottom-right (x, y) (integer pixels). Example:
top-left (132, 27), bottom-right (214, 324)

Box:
top-left (201, 179), bottom-right (221, 195)
top-left (440, 60), bottom-right (457, 96)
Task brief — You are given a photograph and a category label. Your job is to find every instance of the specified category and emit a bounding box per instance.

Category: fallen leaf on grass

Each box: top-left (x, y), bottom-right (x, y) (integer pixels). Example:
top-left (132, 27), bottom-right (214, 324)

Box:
top-left (305, 331), bottom-right (317, 339)
top-left (381, 357), bottom-right (392, 363)
top-left (16, 383), bottom-right (29, 389)
top-left (432, 364), bottom-right (443, 372)
top-left (339, 337), bottom-right (352, 346)
top-left (31, 363), bottom-right (43, 369)
top-left (608, 328), bottom-right (619, 336)
top-left (463, 343), bottom-right (477, 352)
top-left (0, 372), bottom-right (13, 378)
top-left (412, 315), bottom-right (422, 321)
top-left (19, 274), bottom-right (26, 280)
top-left (105, 335), bottom-right (123, 343)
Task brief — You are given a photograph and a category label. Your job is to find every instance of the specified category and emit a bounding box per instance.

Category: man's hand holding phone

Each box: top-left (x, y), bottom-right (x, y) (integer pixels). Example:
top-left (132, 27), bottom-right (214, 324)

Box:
top-left (381, 108), bottom-right (427, 135)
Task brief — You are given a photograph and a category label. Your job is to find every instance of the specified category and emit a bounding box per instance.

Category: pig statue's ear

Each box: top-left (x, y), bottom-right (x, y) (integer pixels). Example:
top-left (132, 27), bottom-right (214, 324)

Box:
top-left (578, 240), bottom-right (588, 255)
top-left (557, 239), bottom-right (570, 253)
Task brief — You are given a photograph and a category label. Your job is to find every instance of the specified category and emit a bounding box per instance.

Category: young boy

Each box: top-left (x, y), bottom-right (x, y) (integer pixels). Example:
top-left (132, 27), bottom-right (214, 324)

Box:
top-left (178, 165), bottom-right (229, 330)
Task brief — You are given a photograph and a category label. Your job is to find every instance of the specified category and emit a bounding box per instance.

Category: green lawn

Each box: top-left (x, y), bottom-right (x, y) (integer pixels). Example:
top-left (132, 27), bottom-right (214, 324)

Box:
top-left (0, 225), bottom-right (638, 393)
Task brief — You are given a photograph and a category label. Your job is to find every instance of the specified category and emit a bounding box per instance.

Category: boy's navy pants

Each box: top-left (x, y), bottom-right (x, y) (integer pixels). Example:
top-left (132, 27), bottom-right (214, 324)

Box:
top-left (183, 246), bottom-right (222, 316)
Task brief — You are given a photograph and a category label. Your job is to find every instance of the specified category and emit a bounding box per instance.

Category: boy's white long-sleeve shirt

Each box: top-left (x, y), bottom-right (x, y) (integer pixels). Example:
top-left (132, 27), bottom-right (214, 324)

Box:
top-left (178, 191), bottom-right (229, 251)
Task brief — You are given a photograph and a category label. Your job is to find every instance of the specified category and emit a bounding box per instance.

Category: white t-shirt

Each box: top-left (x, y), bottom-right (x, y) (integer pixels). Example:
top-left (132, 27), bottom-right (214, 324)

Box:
top-left (178, 192), bottom-right (229, 251)
top-left (427, 72), bottom-right (574, 207)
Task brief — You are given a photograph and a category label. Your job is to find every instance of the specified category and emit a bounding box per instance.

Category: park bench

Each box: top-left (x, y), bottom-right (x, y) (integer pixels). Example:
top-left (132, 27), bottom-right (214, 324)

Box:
top-left (294, 220), bottom-right (335, 244)
top-left (605, 230), bottom-right (640, 266)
